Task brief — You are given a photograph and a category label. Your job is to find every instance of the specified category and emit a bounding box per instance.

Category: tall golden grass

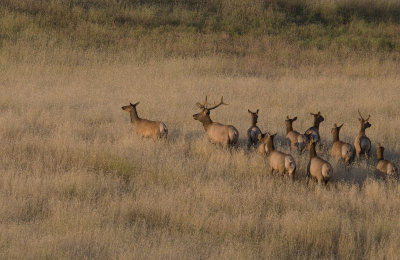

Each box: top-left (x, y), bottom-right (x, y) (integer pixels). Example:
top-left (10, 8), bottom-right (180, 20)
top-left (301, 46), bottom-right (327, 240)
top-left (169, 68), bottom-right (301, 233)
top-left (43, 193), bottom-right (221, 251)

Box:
top-left (1, 47), bottom-right (400, 258)
top-left (1, 0), bottom-right (400, 258)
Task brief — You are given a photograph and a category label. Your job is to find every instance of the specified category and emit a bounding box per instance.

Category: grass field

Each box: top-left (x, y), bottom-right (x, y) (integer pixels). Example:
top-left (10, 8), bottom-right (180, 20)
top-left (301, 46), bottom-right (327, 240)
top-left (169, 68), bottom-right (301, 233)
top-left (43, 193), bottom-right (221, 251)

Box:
top-left (1, 0), bottom-right (400, 259)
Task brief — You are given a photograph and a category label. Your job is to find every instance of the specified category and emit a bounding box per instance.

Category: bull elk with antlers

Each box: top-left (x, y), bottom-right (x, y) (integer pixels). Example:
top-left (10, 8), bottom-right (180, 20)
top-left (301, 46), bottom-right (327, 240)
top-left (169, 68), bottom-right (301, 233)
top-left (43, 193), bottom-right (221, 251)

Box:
top-left (121, 102), bottom-right (168, 140)
top-left (193, 96), bottom-right (239, 147)
top-left (354, 110), bottom-right (372, 159)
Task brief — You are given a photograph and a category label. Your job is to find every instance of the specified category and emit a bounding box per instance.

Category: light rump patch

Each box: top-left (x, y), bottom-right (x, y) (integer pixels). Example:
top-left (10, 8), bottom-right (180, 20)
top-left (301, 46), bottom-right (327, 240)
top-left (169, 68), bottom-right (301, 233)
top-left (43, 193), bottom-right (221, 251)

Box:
top-left (122, 102), bottom-right (168, 140)
top-left (259, 132), bottom-right (297, 179)
top-left (330, 123), bottom-right (354, 165)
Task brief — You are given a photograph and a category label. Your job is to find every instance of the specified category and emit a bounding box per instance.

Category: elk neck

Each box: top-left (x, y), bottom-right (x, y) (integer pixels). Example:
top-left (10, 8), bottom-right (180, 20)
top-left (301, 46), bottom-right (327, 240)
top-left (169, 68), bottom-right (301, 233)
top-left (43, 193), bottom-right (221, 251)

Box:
top-left (266, 137), bottom-right (275, 152)
top-left (332, 129), bottom-right (340, 142)
top-left (251, 116), bottom-right (258, 127)
top-left (129, 109), bottom-right (141, 124)
top-left (313, 120), bottom-right (321, 129)
top-left (359, 126), bottom-right (366, 136)
top-left (377, 148), bottom-right (384, 160)
top-left (309, 143), bottom-right (317, 158)
top-left (200, 115), bottom-right (213, 130)
top-left (286, 123), bottom-right (293, 134)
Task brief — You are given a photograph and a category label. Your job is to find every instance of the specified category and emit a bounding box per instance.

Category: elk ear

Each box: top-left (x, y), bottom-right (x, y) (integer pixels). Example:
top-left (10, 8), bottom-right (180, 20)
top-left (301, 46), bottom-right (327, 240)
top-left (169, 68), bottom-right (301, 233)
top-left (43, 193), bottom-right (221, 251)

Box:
top-left (133, 102), bottom-right (140, 106)
top-left (293, 117), bottom-right (297, 121)
top-left (286, 115), bottom-right (289, 120)
top-left (197, 102), bottom-right (204, 108)
top-left (248, 109), bottom-right (251, 114)
top-left (358, 118), bottom-right (362, 122)
top-left (333, 123), bottom-right (337, 127)
top-left (256, 109), bottom-right (259, 114)
top-left (339, 123), bottom-right (344, 128)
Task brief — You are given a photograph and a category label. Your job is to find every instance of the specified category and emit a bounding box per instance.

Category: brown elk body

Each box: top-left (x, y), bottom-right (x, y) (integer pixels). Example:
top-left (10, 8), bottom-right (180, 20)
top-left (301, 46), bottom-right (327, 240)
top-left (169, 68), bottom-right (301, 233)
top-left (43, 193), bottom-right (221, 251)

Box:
top-left (247, 109), bottom-right (262, 149)
top-left (376, 143), bottom-right (398, 177)
top-left (193, 96), bottom-right (239, 147)
top-left (330, 123), bottom-right (354, 164)
top-left (354, 110), bottom-right (371, 159)
top-left (285, 116), bottom-right (307, 151)
top-left (122, 102), bottom-right (168, 140)
top-left (258, 132), bottom-right (296, 178)
top-left (307, 138), bottom-right (332, 185)
top-left (304, 112), bottom-right (324, 144)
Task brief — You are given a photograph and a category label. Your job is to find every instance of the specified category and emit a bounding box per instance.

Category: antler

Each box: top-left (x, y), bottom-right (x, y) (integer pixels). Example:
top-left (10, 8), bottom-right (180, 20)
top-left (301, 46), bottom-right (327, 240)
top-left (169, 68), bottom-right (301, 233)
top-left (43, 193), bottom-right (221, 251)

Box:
top-left (358, 109), bottom-right (364, 120)
top-left (207, 96), bottom-right (228, 110)
top-left (358, 109), bottom-right (371, 121)
top-left (196, 96), bottom-right (211, 109)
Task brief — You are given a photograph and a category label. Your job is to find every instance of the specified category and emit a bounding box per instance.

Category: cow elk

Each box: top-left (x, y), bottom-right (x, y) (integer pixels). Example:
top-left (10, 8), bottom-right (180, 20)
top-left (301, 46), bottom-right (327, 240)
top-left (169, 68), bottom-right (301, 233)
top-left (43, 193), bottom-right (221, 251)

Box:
top-left (193, 96), bottom-right (239, 147)
top-left (257, 132), bottom-right (269, 155)
top-left (247, 109), bottom-right (262, 149)
top-left (285, 116), bottom-right (307, 152)
top-left (258, 132), bottom-right (296, 179)
top-left (330, 123), bottom-right (354, 165)
top-left (354, 110), bottom-right (371, 159)
top-left (304, 112), bottom-right (324, 145)
top-left (306, 137), bottom-right (333, 185)
top-left (376, 143), bottom-right (398, 178)
top-left (121, 102), bottom-right (168, 140)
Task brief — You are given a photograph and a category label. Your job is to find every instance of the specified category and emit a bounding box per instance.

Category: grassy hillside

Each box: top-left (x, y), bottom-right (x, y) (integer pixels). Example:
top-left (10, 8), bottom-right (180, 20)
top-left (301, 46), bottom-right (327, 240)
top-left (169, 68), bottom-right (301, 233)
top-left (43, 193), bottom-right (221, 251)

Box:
top-left (1, 1), bottom-right (400, 259)
top-left (1, 0), bottom-right (400, 59)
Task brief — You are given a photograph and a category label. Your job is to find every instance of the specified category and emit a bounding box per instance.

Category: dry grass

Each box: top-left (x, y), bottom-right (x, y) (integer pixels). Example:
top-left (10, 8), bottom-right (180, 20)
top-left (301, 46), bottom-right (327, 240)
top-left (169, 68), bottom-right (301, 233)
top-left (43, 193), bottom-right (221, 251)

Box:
top-left (1, 45), bottom-right (400, 259)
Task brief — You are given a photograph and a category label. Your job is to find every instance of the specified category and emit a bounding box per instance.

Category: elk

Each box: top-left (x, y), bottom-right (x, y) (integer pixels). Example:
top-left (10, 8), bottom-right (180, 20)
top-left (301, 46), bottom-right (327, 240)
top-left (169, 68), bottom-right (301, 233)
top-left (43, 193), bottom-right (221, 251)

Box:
top-left (193, 96), bottom-right (239, 147)
top-left (330, 123), bottom-right (354, 165)
top-left (121, 102), bottom-right (168, 140)
top-left (258, 132), bottom-right (296, 179)
top-left (257, 132), bottom-right (269, 155)
top-left (306, 137), bottom-right (333, 185)
top-left (285, 116), bottom-right (307, 151)
top-left (376, 143), bottom-right (398, 177)
top-left (354, 110), bottom-right (371, 159)
top-left (247, 109), bottom-right (262, 149)
top-left (304, 112), bottom-right (324, 145)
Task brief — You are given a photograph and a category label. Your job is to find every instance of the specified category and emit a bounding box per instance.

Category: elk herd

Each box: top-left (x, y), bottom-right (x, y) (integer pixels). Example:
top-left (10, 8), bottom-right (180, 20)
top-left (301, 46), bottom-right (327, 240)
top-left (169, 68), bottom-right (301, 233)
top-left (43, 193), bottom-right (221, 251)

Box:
top-left (122, 97), bottom-right (398, 185)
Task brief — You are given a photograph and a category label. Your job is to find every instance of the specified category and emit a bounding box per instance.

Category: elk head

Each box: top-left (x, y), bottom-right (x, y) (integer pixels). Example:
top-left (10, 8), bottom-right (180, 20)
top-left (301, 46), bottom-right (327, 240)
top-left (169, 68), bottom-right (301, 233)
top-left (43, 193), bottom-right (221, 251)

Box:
top-left (331, 123), bottom-right (344, 139)
top-left (305, 135), bottom-right (318, 149)
top-left (310, 111), bottom-right (324, 126)
top-left (285, 116), bottom-right (297, 130)
top-left (358, 109), bottom-right (371, 130)
top-left (193, 96), bottom-right (228, 123)
top-left (248, 109), bottom-right (259, 125)
top-left (258, 132), bottom-right (276, 149)
top-left (121, 102), bottom-right (140, 112)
